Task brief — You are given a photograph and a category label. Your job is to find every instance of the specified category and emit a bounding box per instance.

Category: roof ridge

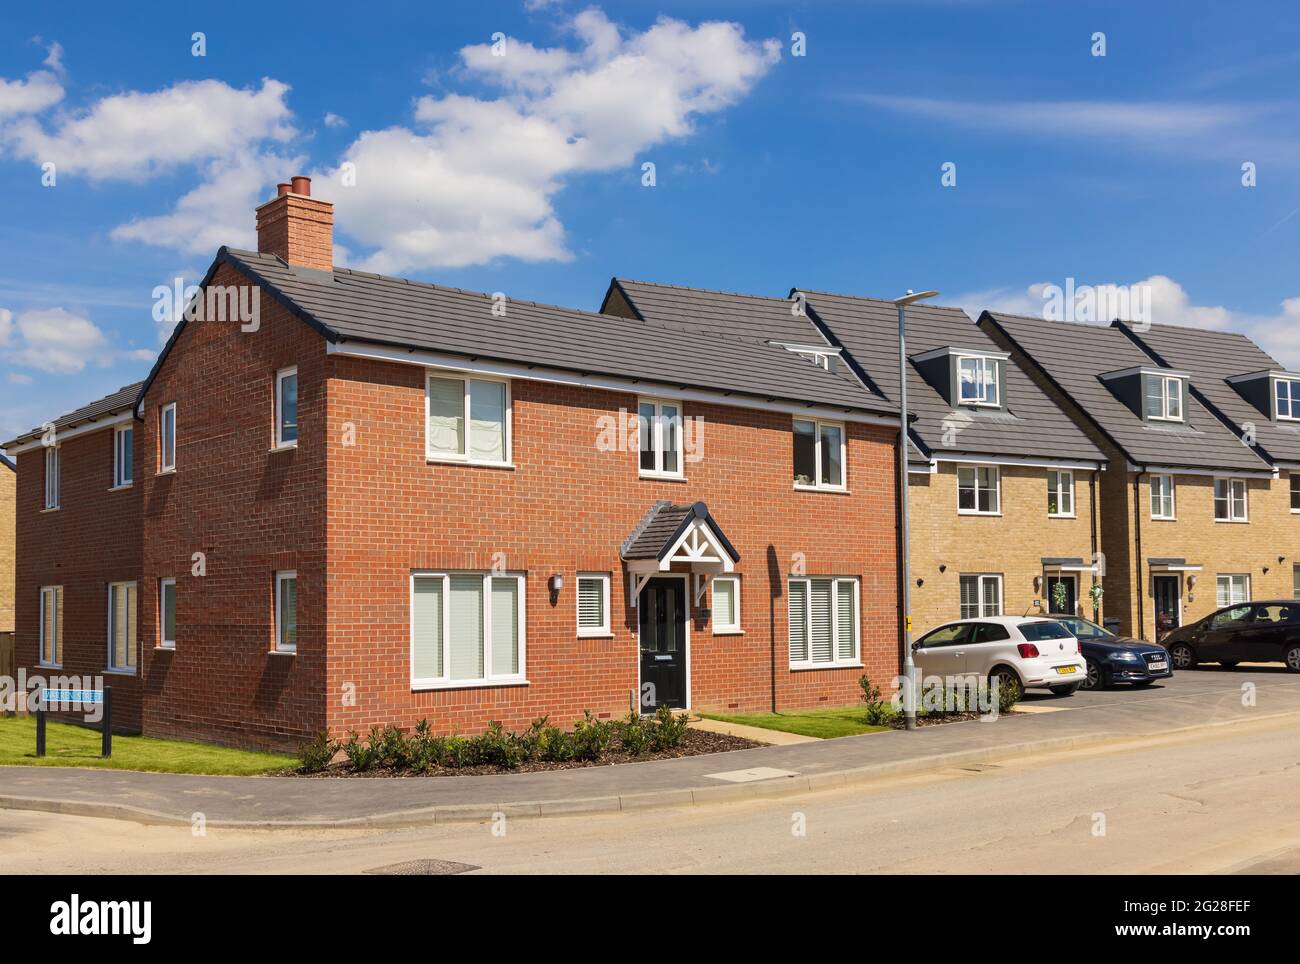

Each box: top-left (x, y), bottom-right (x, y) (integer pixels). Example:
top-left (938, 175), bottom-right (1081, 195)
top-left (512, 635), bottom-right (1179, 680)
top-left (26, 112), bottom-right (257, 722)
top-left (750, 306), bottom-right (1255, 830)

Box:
top-left (616, 276), bottom-right (793, 305)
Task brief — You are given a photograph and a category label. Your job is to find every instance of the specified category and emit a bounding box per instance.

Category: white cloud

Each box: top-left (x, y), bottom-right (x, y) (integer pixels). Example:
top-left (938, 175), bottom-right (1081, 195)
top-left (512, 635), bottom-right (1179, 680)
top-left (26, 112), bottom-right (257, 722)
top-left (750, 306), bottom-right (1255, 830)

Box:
top-left (5, 77), bottom-right (294, 181)
top-left (0, 69), bottom-right (63, 118)
top-left (323, 111), bottom-right (347, 128)
top-left (8, 307), bottom-right (110, 374)
top-left (43, 41), bottom-right (65, 75)
top-left (0, 307), bottom-right (12, 345)
top-left (320, 9), bottom-right (780, 272)
top-left (7, 372), bottom-right (32, 385)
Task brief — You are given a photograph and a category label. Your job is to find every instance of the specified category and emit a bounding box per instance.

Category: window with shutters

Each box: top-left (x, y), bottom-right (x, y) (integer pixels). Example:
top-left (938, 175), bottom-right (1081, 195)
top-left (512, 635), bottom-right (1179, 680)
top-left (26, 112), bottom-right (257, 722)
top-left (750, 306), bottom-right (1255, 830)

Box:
top-left (275, 571), bottom-right (297, 653)
top-left (711, 576), bottom-right (741, 634)
top-left (39, 586), bottom-right (63, 666)
top-left (410, 571), bottom-right (527, 689)
top-left (576, 573), bottom-right (611, 637)
top-left (959, 574), bottom-right (1003, 618)
top-left (788, 577), bottom-right (859, 669)
top-left (107, 582), bottom-right (138, 672)
top-left (426, 373), bottom-right (511, 465)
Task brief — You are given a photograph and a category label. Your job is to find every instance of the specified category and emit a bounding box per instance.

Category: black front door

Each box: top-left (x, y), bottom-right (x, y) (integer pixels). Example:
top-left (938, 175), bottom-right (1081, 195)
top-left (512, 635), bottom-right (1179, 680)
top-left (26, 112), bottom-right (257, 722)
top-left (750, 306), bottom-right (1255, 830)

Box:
top-left (1047, 575), bottom-right (1077, 616)
top-left (1153, 575), bottom-right (1181, 640)
top-left (639, 578), bottom-right (686, 712)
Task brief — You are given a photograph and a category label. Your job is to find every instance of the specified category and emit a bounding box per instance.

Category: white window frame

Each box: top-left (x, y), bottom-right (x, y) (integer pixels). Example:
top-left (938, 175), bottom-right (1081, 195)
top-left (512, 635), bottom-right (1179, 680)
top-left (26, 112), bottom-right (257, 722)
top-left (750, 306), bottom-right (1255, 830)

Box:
top-left (960, 574), bottom-right (1004, 619)
top-left (788, 576), bottom-right (860, 670)
top-left (43, 445), bottom-right (59, 509)
top-left (106, 581), bottom-right (138, 673)
top-left (1146, 375), bottom-right (1184, 422)
top-left (1275, 377), bottom-right (1300, 421)
top-left (425, 372), bottom-right (512, 466)
top-left (637, 397), bottom-right (685, 479)
top-left (160, 402), bottom-right (176, 473)
top-left (1151, 474), bottom-right (1176, 520)
top-left (576, 572), bottom-right (612, 638)
top-left (1214, 477), bottom-right (1249, 523)
top-left (112, 425), bottom-right (133, 488)
top-left (1290, 473), bottom-right (1300, 514)
top-left (274, 366), bottom-right (298, 450)
top-left (159, 577), bottom-right (176, 649)
top-left (409, 571), bottom-right (528, 690)
top-left (957, 465), bottom-right (1001, 515)
top-left (1216, 573), bottom-right (1251, 608)
top-left (957, 355), bottom-right (1000, 407)
top-left (1293, 563), bottom-right (1300, 601)
top-left (39, 586), bottom-right (61, 667)
top-left (275, 570), bottom-right (298, 654)
top-left (711, 576), bottom-right (742, 635)
top-left (1047, 469), bottom-right (1075, 518)
top-left (792, 417), bottom-right (847, 492)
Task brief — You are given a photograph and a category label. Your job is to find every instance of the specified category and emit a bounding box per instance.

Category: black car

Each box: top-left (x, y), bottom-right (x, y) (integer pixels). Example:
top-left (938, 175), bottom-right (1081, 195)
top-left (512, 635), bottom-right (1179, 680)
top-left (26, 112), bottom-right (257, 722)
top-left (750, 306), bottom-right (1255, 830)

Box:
top-left (1051, 616), bottom-right (1173, 689)
top-left (1162, 600), bottom-right (1300, 672)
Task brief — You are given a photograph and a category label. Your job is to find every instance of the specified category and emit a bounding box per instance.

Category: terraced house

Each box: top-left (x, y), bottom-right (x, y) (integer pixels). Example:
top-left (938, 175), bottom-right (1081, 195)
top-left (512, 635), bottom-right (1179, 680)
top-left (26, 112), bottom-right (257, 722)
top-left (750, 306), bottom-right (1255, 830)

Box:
top-left (980, 312), bottom-right (1285, 642)
top-left (6, 179), bottom-right (904, 751)
top-left (605, 281), bottom-right (1108, 635)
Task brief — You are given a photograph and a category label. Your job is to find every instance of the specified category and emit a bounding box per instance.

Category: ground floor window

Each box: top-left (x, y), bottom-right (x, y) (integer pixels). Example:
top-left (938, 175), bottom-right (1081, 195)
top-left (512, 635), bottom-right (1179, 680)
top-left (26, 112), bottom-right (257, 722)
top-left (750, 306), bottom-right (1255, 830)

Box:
top-left (1216, 573), bottom-right (1251, 608)
top-left (788, 577), bottom-right (858, 668)
top-left (107, 582), bottom-right (138, 671)
top-left (576, 573), bottom-right (610, 637)
top-left (411, 572), bottom-right (526, 688)
top-left (1295, 564), bottom-right (1300, 600)
top-left (39, 586), bottom-right (62, 666)
top-left (711, 576), bottom-right (741, 634)
top-left (960, 574), bottom-right (1003, 618)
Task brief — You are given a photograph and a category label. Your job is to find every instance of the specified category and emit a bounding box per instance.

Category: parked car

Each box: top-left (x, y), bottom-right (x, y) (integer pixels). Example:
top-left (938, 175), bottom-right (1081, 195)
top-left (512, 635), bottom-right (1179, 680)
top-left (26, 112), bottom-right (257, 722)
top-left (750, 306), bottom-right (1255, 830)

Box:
top-left (1162, 601), bottom-right (1300, 672)
top-left (1050, 615), bottom-right (1172, 689)
top-left (911, 616), bottom-right (1086, 700)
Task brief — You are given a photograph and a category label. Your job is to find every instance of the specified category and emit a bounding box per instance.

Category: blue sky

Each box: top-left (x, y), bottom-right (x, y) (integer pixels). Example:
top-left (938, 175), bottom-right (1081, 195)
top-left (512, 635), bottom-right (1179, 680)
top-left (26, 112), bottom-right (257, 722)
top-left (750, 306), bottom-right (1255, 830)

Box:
top-left (3, 0), bottom-right (1300, 439)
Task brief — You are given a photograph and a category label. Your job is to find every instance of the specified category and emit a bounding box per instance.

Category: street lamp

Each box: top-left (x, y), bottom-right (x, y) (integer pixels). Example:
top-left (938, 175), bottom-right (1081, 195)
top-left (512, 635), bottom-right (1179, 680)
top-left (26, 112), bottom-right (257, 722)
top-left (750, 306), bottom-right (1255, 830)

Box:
top-left (893, 289), bottom-right (939, 731)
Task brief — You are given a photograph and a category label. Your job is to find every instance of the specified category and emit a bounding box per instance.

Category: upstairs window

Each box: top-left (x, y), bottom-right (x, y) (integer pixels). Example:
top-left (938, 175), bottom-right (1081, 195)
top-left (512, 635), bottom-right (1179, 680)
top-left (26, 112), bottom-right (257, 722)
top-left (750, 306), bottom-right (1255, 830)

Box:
top-left (1047, 470), bottom-right (1074, 517)
top-left (1214, 478), bottom-right (1248, 522)
top-left (1151, 474), bottom-right (1176, 520)
top-left (1277, 378), bottom-right (1300, 421)
top-left (957, 356), bottom-right (1000, 406)
top-left (275, 571), bottom-right (298, 653)
top-left (957, 465), bottom-right (1000, 514)
top-left (113, 425), bottom-right (133, 488)
top-left (160, 403), bottom-right (176, 472)
top-left (43, 446), bottom-right (59, 509)
top-left (793, 418), bottom-right (845, 490)
top-left (638, 398), bottom-right (683, 478)
top-left (275, 367), bottom-right (298, 448)
top-left (1292, 473), bottom-right (1300, 513)
top-left (160, 577), bottom-right (177, 649)
top-left (427, 374), bottom-right (510, 465)
top-left (1145, 375), bottom-right (1183, 422)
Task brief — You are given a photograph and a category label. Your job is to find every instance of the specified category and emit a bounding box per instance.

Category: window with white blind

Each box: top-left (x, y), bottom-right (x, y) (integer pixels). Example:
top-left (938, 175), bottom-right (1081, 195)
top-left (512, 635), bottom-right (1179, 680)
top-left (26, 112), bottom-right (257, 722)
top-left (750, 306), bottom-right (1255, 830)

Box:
top-left (275, 571), bottom-right (297, 653)
top-left (576, 573), bottom-right (611, 637)
top-left (39, 586), bottom-right (62, 666)
top-left (1214, 478), bottom-right (1248, 522)
top-left (712, 576), bottom-right (741, 634)
top-left (113, 425), bottom-right (133, 488)
top-left (107, 582), bottom-right (138, 672)
top-left (44, 446), bottom-right (59, 509)
top-left (960, 574), bottom-right (1003, 619)
top-left (788, 577), bottom-right (859, 669)
top-left (1294, 565), bottom-right (1300, 600)
top-left (1216, 574), bottom-right (1251, 608)
top-left (411, 572), bottom-right (526, 688)
top-left (426, 374), bottom-right (510, 465)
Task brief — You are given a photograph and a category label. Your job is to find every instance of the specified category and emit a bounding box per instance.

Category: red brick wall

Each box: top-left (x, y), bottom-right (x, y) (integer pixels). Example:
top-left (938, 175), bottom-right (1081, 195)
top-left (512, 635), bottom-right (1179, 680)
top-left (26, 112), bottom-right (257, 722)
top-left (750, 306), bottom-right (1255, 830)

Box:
top-left (14, 427), bottom-right (142, 729)
top-left (324, 356), bottom-right (900, 737)
top-left (138, 263), bottom-right (328, 751)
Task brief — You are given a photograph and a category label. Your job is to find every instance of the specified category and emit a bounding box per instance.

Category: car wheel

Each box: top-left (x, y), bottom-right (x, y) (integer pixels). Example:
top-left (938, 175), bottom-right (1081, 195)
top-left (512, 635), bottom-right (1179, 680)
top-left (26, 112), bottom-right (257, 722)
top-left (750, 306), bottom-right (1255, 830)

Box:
top-left (989, 667), bottom-right (1024, 702)
top-left (1049, 684), bottom-right (1079, 696)
top-left (1082, 658), bottom-right (1107, 690)
top-left (1168, 642), bottom-right (1197, 670)
top-left (1219, 660), bottom-right (1239, 669)
top-left (1285, 644), bottom-right (1300, 673)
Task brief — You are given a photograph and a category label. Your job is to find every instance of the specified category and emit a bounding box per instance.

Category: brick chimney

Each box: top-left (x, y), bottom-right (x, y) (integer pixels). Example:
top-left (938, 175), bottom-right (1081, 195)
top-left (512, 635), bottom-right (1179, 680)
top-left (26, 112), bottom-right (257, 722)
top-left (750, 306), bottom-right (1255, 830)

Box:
top-left (255, 175), bottom-right (334, 271)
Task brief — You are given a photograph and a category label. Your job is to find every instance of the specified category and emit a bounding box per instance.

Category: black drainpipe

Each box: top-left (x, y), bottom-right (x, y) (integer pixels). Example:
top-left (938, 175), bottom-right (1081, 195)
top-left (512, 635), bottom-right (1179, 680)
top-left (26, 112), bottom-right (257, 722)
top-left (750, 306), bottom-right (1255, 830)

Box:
top-left (1090, 470), bottom-right (1100, 622)
top-left (1133, 470), bottom-right (1146, 641)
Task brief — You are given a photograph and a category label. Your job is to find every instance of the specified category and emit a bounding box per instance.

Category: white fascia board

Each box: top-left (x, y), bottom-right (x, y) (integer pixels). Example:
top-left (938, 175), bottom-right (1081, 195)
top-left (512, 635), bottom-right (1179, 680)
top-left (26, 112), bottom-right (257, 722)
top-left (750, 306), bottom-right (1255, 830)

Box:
top-left (4, 410), bottom-right (134, 456)
top-left (326, 340), bottom-right (901, 427)
top-left (1140, 463), bottom-right (1278, 480)
top-left (930, 453), bottom-right (1106, 472)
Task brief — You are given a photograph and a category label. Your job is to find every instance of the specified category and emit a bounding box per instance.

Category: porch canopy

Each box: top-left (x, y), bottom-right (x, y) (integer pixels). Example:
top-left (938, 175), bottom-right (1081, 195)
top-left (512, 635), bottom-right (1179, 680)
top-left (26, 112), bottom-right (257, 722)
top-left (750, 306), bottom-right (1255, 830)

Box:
top-left (1147, 557), bottom-right (1204, 573)
top-left (622, 501), bottom-right (740, 605)
top-left (1041, 556), bottom-right (1101, 575)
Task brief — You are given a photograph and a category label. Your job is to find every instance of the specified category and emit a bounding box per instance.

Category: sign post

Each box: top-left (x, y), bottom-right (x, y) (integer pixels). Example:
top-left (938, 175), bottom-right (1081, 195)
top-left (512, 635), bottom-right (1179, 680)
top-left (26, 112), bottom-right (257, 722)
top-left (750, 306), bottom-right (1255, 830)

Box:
top-left (34, 686), bottom-right (112, 759)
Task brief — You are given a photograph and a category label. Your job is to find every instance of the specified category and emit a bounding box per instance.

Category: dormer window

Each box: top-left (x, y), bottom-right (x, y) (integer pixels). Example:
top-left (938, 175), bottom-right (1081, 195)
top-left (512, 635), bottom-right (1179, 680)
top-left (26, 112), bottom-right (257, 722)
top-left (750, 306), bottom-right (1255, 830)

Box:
top-left (1144, 374), bottom-right (1184, 422)
top-left (957, 356), bottom-right (1000, 406)
top-left (1276, 378), bottom-right (1299, 421)
top-left (1102, 366), bottom-right (1188, 423)
top-left (912, 346), bottom-right (1008, 410)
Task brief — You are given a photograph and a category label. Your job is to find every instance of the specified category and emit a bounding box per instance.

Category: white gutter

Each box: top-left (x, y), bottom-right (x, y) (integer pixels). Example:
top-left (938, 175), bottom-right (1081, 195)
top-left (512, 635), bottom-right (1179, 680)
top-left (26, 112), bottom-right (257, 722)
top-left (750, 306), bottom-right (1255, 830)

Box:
top-left (4, 410), bottom-right (133, 456)
top-left (931, 453), bottom-right (1107, 472)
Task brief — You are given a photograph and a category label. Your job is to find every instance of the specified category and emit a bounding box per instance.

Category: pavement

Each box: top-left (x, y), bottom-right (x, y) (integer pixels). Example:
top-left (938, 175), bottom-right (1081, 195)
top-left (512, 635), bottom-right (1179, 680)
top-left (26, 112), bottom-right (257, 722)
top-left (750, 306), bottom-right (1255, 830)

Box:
top-left (1, 667), bottom-right (1298, 829)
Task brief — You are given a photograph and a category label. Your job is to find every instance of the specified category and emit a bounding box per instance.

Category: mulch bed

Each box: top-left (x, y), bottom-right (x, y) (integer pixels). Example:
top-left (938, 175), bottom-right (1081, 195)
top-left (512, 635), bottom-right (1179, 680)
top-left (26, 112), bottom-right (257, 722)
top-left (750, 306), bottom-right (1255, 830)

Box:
top-left (296, 728), bottom-right (760, 778)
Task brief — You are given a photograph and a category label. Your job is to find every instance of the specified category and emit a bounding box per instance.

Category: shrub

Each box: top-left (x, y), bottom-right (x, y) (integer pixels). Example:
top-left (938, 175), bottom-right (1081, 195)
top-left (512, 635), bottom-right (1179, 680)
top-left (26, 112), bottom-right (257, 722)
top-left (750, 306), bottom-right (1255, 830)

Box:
top-left (297, 729), bottom-right (336, 773)
top-left (473, 721), bottom-right (528, 769)
top-left (573, 710), bottom-right (613, 760)
top-left (649, 704), bottom-right (690, 750)
top-left (859, 674), bottom-right (893, 726)
top-left (996, 678), bottom-right (1021, 713)
top-left (342, 729), bottom-right (379, 773)
top-left (538, 724), bottom-right (577, 762)
top-left (374, 724), bottom-right (412, 769)
top-left (618, 713), bottom-right (652, 755)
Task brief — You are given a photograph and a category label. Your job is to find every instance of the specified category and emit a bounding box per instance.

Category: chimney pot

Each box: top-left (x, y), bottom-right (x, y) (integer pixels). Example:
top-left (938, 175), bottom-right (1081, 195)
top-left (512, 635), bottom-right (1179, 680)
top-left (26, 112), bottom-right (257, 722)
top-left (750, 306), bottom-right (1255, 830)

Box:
top-left (257, 177), bottom-right (333, 270)
top-left (291, 175), bottom-right (312, 196)
top-left (276, 182), bottom-right (292, 197)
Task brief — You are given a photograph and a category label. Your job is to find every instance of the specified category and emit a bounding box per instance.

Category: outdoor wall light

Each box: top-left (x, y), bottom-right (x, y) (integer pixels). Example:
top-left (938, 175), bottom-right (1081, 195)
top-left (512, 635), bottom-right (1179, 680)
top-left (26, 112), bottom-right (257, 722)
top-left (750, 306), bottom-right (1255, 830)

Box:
top-left (916, 578), bottom-right (924, 588)
top-left (548, 573), bottom-right (563, 594)
top-left (938, 564), bottom-right (947, 573)
top-left (1187, 575), bottom-right (1197, 590)
top-left (1033, 575), bottom-right (1042, 592)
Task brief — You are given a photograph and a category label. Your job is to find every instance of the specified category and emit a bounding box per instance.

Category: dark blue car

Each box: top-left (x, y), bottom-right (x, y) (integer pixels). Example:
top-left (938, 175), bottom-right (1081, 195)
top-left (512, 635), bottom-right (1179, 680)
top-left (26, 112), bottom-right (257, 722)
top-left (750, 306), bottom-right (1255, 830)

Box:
top-left (1051, 616), bottom-right (1173, 689)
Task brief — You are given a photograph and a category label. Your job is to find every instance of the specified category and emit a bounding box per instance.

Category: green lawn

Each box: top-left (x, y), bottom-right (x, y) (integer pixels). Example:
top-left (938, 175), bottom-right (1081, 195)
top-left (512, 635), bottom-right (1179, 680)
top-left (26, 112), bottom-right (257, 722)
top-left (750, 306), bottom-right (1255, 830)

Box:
top-left (701, 706), bottom-right (890, 739)
top-left (0, 716), bottom-right (295, 775)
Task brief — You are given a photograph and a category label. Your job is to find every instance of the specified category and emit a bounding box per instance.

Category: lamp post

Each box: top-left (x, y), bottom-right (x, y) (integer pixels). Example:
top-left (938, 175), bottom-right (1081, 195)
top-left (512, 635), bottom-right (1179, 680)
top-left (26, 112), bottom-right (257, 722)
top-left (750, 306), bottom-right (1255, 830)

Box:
top-left (893, 289), bottom-right (939, 731)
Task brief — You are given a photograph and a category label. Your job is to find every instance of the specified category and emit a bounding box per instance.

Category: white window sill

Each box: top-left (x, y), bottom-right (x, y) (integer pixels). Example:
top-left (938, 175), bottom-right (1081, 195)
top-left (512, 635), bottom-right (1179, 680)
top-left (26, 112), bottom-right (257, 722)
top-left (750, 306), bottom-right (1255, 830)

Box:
top-left (1048, 513), bottom-right (1076, 520)
top-left (640, 471), bottom-right (687, 482)
top-left (270, 442), bottom-right (298, 453)
top-left (794, 484), bottom-right (849, 494)
top-left (1214, 519), bottom-right (1249, 524)
top-left (40, 506), bottom-right (59, 513)
top-left (155, 644), bottom-right (175, 651)
top-left (108, 483), bottom-right (134, 492)
top-left (714, 628), bottom-right (744, 636)
top-left (958, 510), bottom-right (1002, 517)
top-left (426, 456), bottom-right (516, 470)
top-left (103, 667), bottom-right (137, 676)
top-left (269, 648), bottom-right (296, 656)
top-left (577, 631), bottom-right (614, 639)
top-left (790, 661), bottom-right (864, 672)
top-left (1151, 516), bottom-right (1177, 522)
top-left (157, 467), bottom-right (176, 476)
top-left (37, 662), bottom-right (62, 670)
top-left (411, 677), bottom-right (529, 691)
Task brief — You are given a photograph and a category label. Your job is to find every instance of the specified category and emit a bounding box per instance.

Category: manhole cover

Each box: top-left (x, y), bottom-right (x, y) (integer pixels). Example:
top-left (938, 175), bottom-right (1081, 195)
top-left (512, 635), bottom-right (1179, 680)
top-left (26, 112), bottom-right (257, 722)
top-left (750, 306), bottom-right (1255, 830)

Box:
top-left (364, 859), bottom-right (479, 876)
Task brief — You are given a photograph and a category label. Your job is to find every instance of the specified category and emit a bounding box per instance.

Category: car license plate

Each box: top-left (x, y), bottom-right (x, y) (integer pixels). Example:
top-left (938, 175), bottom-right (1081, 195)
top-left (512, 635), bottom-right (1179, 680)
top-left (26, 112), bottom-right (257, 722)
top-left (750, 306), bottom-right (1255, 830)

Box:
top-left (1148, 660), bottom-right (1168, 671)
top-left (1054, 665), bottom-right (1076, 675)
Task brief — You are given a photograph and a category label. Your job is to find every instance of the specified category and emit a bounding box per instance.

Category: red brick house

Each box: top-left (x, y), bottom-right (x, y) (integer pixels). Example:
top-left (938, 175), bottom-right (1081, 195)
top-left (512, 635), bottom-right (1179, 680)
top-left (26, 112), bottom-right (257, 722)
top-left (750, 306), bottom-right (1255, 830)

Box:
top-left (7, 178), bottom-right (905, 751)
